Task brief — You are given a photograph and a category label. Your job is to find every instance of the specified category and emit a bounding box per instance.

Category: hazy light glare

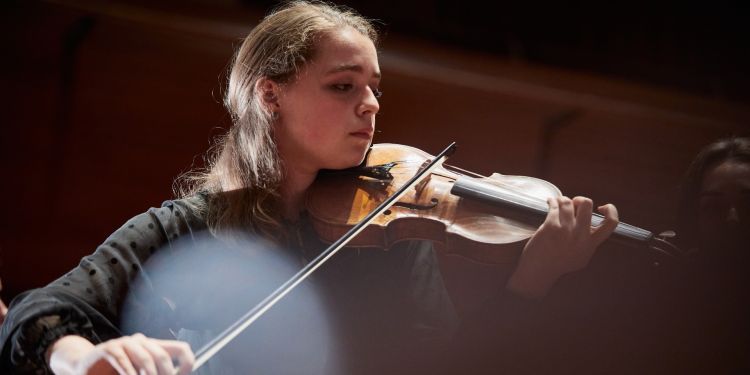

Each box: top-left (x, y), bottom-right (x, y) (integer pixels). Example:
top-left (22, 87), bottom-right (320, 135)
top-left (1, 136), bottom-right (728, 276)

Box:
top-left (121, 231), bottom-right (340, 374)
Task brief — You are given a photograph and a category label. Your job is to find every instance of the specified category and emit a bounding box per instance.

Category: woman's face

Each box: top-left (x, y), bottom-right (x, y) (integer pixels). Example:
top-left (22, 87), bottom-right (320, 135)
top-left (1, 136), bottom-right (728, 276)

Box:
top-left (274, 27), bottom-right (381, 172)
top-left (697, 159), bottom-right (750, 256)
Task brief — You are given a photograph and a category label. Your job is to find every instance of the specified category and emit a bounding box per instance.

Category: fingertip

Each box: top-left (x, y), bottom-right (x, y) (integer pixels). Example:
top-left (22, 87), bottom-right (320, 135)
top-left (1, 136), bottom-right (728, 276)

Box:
top-left (573, 196), bottom-right (593, 208)
top-left (180, 347), bottom-right (195, 368)
top-left (572, 196), bottom-right (589, 202)
top-left (597, 203), bottom-right (620, 221)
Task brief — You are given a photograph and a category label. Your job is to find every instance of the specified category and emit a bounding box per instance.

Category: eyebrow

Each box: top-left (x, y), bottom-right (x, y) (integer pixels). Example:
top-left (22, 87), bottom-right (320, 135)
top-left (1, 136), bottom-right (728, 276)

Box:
top-left (326, 64), bottom-right (381, 78)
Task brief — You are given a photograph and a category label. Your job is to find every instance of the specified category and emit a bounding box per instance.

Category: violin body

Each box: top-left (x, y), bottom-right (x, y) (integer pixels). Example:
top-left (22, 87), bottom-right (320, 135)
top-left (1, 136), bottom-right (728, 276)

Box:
top-left (306, 143), bottom-right (563, 263)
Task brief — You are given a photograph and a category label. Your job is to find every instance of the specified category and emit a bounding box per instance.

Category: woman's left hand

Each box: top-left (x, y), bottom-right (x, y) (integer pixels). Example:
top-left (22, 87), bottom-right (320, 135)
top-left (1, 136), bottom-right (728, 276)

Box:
top-left (506, 196), bottom-right (619, 299)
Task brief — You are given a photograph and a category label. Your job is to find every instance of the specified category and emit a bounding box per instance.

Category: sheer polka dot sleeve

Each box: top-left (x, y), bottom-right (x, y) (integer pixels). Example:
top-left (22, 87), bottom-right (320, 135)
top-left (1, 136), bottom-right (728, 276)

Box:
top-left (0, 196), bottom-right (207, 373)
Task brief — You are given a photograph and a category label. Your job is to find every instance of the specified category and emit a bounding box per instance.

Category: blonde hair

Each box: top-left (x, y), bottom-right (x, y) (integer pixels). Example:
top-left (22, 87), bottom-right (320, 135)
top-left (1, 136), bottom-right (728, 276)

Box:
top-left (177, 1), bottom-right (378, 242)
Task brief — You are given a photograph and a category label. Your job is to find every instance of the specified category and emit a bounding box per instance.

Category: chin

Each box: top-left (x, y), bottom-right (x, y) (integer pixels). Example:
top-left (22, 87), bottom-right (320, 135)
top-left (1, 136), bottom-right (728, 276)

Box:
top-left (353, 143), bottom-right (371, 165)
top-left (327, 146), bottom-right (369, 170)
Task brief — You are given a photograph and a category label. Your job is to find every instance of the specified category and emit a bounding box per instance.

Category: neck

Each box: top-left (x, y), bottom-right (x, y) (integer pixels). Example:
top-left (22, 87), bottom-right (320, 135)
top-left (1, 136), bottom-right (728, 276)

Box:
top-left (280, 165), bottom-right (318, 222)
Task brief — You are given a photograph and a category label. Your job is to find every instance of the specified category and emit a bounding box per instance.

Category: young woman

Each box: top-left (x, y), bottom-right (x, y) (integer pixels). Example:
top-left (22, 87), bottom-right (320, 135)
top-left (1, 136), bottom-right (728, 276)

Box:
top-left (0, 2), bottom-right (618, 374)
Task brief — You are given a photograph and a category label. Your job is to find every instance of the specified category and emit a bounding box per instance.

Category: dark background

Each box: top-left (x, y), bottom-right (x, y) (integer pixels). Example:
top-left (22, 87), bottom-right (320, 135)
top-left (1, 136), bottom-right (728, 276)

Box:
top-left (1, 0), bottom-right (748, 324)
top-left (255, 0), bottom-right (750, 103)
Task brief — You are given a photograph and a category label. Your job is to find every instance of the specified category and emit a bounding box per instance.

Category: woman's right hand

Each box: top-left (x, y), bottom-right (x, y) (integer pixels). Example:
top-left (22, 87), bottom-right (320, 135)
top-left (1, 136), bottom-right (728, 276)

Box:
top-left (47, 334), bottom-right (195, 375)
top-left (0, 277), bottom-right (7, 325)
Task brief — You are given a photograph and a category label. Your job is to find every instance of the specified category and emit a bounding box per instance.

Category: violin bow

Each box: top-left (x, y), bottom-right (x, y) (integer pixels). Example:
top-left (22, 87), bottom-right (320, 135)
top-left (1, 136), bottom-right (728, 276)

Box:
top-left (188, 142), bottom-right (458, 371)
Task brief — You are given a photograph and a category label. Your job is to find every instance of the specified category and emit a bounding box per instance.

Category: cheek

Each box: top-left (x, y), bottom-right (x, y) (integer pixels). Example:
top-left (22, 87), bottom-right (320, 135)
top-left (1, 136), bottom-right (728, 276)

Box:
top-left (286, 107), bottom-right (330, 139)
top-left (305, 108), bottom-right (348, 139)
top-left (297, 119), bottom-right (337, 146)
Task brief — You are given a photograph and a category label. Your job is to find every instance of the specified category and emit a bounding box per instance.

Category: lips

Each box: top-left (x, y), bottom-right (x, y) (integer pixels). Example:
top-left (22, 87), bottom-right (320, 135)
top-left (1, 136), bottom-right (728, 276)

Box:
top-left (350, 127), bottom-right (373, 139)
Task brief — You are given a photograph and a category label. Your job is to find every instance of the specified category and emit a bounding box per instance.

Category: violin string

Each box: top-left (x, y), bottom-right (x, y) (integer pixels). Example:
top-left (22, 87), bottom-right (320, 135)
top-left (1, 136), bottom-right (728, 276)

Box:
top-left (442, 163), bottom-right (484, 178)
top-left (385, 162), bottom-right (548, 207)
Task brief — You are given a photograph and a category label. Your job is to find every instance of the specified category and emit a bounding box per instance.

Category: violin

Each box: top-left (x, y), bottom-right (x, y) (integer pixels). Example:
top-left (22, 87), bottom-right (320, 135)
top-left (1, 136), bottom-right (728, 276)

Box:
top-left (190, 142), bottom-right (681, 371)
top-left (306, 143), bottom-right (682, 263)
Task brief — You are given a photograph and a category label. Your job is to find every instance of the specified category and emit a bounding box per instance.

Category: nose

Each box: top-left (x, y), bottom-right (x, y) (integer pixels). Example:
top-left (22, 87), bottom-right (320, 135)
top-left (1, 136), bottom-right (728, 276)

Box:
top-left (357, 87), bottom-right (380, 117)
top-left (726, 206), bottom-right (740, 223)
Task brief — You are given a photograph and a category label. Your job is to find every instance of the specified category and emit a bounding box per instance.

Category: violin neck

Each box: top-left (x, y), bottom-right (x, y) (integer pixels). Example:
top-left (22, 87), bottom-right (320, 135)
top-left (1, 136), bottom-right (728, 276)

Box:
top-left (451, 177), bottom-right (654, 248)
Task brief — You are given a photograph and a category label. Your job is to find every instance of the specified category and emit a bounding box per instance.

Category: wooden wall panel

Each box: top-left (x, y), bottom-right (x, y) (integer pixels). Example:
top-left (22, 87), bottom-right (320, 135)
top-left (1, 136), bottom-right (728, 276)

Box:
top-left (1, 2), bottom-right (232, 297)
top-left (2, 1), bottom-right (748, 319)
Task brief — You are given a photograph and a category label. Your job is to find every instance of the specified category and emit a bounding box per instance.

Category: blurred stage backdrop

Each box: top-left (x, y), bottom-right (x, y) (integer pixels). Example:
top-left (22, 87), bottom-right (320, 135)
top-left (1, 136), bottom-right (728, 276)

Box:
top-left (1, 0), bottom-right (748, 318)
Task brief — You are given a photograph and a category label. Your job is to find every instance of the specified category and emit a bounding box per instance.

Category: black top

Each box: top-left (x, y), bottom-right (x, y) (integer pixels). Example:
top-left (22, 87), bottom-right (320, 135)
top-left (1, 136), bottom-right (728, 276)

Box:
top-left (0, 195), bottom-right (461, 374)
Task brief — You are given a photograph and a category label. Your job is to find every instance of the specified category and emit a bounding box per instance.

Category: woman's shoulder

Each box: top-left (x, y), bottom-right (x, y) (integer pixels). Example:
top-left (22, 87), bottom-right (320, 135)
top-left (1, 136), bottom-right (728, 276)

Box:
top-left (109, 194), bottom-right (210, 249)
top-left (161, 193), bottom-right (207, 215)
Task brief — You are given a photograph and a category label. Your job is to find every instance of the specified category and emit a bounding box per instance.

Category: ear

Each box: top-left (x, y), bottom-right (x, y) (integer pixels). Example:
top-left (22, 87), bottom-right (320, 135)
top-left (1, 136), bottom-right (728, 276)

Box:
top-left (255, 77), bottom-right (282, 113)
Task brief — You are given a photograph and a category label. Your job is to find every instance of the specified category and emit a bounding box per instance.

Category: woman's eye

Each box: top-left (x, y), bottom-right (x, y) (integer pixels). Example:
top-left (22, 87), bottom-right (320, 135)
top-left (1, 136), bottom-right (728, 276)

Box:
top-left (331, 84), bottom-right (353, 92)
top-left (372, 88), bottom-right (383, 98)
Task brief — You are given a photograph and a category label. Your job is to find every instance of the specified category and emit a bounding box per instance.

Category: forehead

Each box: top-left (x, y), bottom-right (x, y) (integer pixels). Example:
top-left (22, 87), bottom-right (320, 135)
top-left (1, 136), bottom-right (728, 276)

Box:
top-left (701, 160), bottom-right (750, 192)
top-left (305, 27), bottom-right (379, 74)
